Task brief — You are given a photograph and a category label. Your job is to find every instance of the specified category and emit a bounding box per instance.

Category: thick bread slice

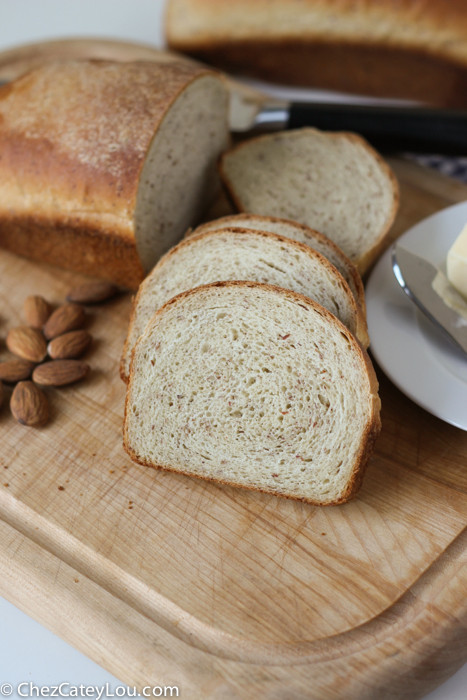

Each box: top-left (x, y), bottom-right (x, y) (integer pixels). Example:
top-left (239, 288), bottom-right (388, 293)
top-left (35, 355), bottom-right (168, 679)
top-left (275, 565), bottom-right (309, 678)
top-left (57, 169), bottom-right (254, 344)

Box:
top-left (123, 281), bottom-right (381, 506)
top-left (120, 227), bottom-right (369, 381)
top-left (190, 213), bottom-right (366, 313)
top-left (0, 60), bottom-right (229, 288)
top-left (219, 128), bottom-right (399, 274)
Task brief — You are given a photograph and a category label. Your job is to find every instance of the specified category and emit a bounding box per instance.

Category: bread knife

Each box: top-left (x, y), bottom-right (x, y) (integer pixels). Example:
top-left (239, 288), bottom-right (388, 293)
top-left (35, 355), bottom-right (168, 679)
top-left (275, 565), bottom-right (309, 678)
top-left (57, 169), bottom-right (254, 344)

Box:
top-left (392, 244), bottom-right (467, 355)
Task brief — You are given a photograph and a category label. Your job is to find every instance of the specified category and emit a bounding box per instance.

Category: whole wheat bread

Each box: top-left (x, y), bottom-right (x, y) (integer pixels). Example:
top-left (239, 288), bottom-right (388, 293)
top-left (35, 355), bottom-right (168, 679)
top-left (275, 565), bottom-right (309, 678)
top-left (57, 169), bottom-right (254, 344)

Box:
top-left (0, 60), bottom-right (229, 288)
top-left (219, 128), bottom-right (399, 274)
top-left (190, 213), bottom-right (366, 312)
top-left (123, 281), bottom-right (381, 506)
top-left (120, 227), bottom-right (369, 381)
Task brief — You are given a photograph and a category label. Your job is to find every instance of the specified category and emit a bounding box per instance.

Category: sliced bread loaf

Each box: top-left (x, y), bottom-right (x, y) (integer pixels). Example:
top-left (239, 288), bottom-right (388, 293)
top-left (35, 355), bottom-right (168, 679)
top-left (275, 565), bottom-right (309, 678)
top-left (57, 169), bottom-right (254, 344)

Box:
top-left (123, 281), bottom-right (381, 506)
top-left (120, 227), bottom-right (369, 382)
top-left (190, 213), bottom-right (366, 313)
top-left (219, 128), bottom-right (399, 274)
top-left (0, 60), bottom-right (229, 288)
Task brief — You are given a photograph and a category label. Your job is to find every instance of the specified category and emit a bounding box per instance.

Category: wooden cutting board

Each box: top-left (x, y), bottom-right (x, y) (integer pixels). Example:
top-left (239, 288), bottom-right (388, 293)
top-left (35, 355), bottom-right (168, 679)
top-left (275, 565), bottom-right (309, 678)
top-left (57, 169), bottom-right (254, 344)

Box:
top-left (0, 156), bottom-right (465, 700)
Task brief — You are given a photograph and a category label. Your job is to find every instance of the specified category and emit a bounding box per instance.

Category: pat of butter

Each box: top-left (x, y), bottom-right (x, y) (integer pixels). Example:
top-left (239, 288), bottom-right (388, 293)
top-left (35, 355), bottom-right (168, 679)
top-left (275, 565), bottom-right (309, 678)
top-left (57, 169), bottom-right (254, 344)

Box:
top-left (447, 223), bottom-right (467, 299)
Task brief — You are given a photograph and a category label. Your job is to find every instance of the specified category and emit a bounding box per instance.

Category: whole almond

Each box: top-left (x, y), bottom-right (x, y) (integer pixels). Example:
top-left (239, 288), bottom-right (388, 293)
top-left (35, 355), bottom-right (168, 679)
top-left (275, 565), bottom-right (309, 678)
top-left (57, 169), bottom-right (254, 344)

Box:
top-left (0, 358), bottom-right (36, 383)
top-left (23, 295), bottom-right (52, 329)
top-left (32, 359), bottom-right (89, 387)
top-left (47, 330), bottom-right (92, 359)
top-left (6, 326), bottom-right (47, 363)
top-left (43, 303), bottom-right (86, 340)
top-left (67, 281), bottom-right (119, 304)
top-left (10, 381), bottom-right (49, 426)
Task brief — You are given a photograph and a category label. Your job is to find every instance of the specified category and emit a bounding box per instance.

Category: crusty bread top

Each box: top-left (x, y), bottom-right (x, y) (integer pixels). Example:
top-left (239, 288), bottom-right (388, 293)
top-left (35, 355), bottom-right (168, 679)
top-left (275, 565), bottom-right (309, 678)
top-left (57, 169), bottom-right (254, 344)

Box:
top-left (167, 0), bottom-right (467, 64)
top-left (123, 280), bottom-right (381, 506)
top-left (0, 59), bottom-right (220, 239)
top-left (120, 226), bottom-right (369, 382)
top-left (190, 213), bottom-right (366, 313)
top-left (219, 128), bottom-right (399, 274)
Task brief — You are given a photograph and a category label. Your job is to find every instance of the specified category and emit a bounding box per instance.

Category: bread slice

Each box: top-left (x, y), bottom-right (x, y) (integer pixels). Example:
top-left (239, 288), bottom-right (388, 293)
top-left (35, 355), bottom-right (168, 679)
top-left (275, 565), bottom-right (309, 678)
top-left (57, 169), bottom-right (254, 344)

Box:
top-left (120, 227), bottom-right (369, 382)
top-left (123, 281), bottom-right (381, 506)
top-left (219, 128), bottom-right (399, 274)
top-left (189, 213), bottom-right (366, 313)
top-left (0, 60), bottom-right (229, 288)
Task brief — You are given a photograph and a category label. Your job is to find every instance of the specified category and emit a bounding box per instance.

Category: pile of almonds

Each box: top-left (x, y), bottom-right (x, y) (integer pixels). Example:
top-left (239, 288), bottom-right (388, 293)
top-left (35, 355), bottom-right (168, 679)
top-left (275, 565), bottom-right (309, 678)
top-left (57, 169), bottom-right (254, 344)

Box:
top-left (0, 281), bottom-right (119, 427)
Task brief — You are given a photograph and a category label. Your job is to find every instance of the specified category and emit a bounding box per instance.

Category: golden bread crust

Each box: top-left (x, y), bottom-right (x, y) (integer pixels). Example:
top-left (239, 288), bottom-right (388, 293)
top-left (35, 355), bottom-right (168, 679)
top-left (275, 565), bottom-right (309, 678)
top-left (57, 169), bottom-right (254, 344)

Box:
top-left (0, 59), bottom-right (220, 287)
top-left (166, 0), bottom-right (467, 106)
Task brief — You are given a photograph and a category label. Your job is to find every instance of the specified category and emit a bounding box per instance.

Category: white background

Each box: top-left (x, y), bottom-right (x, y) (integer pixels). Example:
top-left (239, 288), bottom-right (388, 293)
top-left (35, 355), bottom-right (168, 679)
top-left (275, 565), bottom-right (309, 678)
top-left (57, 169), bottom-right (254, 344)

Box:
top-left (0, 1), bottom-right (465, 698)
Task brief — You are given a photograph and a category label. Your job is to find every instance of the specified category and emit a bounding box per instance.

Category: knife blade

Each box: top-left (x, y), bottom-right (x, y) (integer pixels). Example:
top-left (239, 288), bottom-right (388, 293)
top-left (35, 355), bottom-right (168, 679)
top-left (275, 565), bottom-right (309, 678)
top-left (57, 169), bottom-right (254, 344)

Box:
top-left (392, 244), bottom-right (467, 356)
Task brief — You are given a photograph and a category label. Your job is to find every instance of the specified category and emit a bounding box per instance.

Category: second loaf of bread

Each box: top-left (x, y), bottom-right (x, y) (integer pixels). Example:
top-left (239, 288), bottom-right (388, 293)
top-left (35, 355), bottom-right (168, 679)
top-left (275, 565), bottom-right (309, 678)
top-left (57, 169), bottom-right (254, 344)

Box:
top-left (166, 0), bottom-right (467, 108)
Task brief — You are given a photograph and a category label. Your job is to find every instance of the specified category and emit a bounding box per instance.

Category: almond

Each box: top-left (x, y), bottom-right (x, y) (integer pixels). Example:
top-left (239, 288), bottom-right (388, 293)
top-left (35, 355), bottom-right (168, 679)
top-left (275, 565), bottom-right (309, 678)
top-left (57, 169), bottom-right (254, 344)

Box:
top-left (32, 359), bottom-right (89, 387)
top-left (10, 381), bottom-right (49, 426)
top-left (47, 330), bottom-right (92, 359)
top-left (23, 295), bottom-right (52, 329)
top-left (67, 281), bottom-right (119, 304)
top-left (6, 326), bottom-right (47, 363)
top-left (43, 303), bottom-right (86, 340)
top-left (0, 358), bottom-right (36, 383)
top-left (0, 380), bottom-right (3, 410)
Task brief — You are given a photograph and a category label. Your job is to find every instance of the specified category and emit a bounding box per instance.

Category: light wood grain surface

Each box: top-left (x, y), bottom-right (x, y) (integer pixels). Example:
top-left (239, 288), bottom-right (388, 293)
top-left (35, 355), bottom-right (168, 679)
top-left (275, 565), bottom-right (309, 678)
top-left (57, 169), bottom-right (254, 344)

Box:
top-left (0, 157), bottom-right (465, 700)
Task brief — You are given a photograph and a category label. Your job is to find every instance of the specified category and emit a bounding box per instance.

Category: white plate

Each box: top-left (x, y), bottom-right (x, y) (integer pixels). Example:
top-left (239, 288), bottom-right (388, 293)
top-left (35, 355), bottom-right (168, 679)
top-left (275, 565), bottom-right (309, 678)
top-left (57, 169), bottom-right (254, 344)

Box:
top-left (366, 201), bottom-right (467, 431)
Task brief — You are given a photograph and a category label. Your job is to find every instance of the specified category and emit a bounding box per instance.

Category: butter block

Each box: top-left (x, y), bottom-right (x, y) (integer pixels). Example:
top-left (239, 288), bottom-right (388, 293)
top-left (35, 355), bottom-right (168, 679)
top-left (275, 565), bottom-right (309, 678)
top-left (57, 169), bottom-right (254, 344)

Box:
top-left (447, 223), bottom-right (467, 299)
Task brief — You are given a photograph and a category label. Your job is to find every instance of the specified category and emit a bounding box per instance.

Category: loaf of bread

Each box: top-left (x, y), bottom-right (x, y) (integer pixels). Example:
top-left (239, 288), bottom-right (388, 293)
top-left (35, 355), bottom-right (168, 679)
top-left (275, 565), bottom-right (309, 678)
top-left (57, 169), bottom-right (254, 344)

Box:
top-left (219, 128), bottom-right (399, 274)
top-left (166, 0), bottom-right (467, 108)
top-left (0, 59), bottom-right (229, 288)
top-left (189, 213), bottom-right (366, 313)
top-left (120, 227), bottom-right (369, 381)
top-left (123, 281), bottom-right (381, 506)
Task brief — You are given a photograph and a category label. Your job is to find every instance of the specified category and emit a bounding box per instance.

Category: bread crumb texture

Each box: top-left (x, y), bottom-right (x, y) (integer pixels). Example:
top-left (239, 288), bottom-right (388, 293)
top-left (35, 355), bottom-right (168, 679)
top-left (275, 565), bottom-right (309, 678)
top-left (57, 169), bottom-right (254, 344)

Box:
top-left (220, 128), bottom-right (398, 271)
top-left (124, 283), bottom-right (380, 505)
top-left (121, 228), bottom-right (367, 381)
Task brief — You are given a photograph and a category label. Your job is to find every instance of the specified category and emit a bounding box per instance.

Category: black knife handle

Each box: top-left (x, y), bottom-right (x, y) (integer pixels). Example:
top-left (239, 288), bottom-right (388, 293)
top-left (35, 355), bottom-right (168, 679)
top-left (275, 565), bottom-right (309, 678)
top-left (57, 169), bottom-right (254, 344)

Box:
top-left (287, 102), bottom-right (467, 154)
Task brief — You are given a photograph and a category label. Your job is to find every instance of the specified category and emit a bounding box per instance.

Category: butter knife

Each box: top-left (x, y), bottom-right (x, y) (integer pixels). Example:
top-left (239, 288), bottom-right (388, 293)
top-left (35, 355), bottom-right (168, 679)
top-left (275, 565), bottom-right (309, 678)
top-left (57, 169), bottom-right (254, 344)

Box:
top-left (392, 244), bottom-right (467, 356)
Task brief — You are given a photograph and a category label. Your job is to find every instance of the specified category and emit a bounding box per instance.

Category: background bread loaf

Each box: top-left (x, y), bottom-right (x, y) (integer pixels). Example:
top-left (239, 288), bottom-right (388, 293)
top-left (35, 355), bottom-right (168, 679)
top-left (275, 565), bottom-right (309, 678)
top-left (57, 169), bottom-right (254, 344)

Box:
top-left (166, 0), bottom-right (467, 108)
